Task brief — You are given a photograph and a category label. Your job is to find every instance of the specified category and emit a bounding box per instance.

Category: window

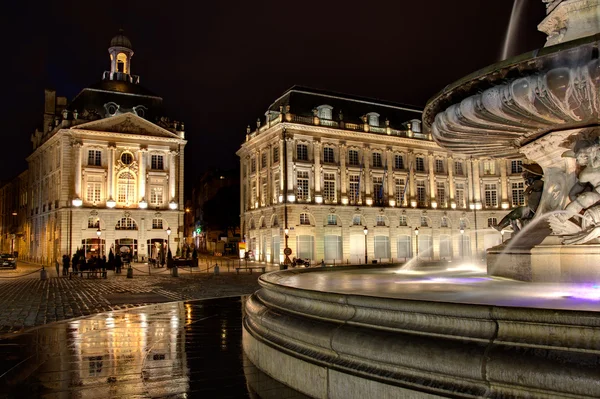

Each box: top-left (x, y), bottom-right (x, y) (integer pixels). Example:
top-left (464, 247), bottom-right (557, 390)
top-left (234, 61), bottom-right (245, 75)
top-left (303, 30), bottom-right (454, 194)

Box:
top-left (88, 217), bottom-right (99, 228)
top-left (374, 236), bottom-right (390, 258)
top-left (324, 173), bottom-right (336, 202)
top-left (397, 235), bottom-right (412, 258)
top-left (297, 171), bottom-right (309, 201)
top-left (317, 105), bottom-right (333, 120)
top-left (367, 112), bottom-right (380, 126)
top-left (88, 150), bottom-right (101, 166)
top-left (415, 157), bottom-right (425, 172)
top-left (324, 235), bottom-right (342, 260)
top-left (117, 172), bottom-right (135, 205)
top-left (441, 217), bottom-right (449, 228)
top-left (251, 157), bottom-right (256, 173)
top-left (86, 175), bottom-right (102, 203)
top-left (352, 215), bottom-right (362, 225)
top-left (512, 182), bottom-right (525, 206)
top-left (121, 152), bottom-right (133, 165)
top-left (273, 177), bottom-right (280, 202)
top-left (116, 217), bottom-right (137, 230)
top-left (273, 147), bottom-right (279, 163)
top-left (511, 160), bottom-right (523, 174)
top-left (435, 159), bottom-right (444, 174)
top-left (437, 182), bottom-right (446, 207)
top-left (349, 175), bottom-right (360, 204)
top-left (373, 176), bottom-right (384, 205)
top-left (272, 215), bottom-right (279, 227)
top-left (297, 144), bottom-right (308, 161)
top-left (421, 216), bottom-right (429, 227)
top-left (394, 154), bottom-right (404, 169)
top-left (484, 184), bottom-right (498, 207)
top-left (150, 187), bottom-right (163, 206)
top-left (151, 155), bottom-right (164, 170)
top-left (296, 235), bottom-right (314, 260)
top-left (376, 215), bottom-right (386, 226)
top-left (417, 180), bottom-right (426, 207)
top-left (483, 160), bottom-right (496, 175)
top-left (455, 183), bottom-right (465, 208)
top-left (459, 219), bottom-right (467, 230)
top-left (261, 177), bottom-right (267, 205)
top-left (300, 213), bottom-right (310, 225)
top-left (261, 153), bottom-right (267, 169)
top-left (399, 215), bottom-right (407, 226)
top-left (395, 178), bottom-right (405, 205)
top-left (152, 218), bottom-right (163, 229)
top-left (439, 235), bottom-right (452, 259)
top-left (327, 214), bottom-right (337, 225)
top-left (323, 147), bottom-right (335, 163)
top-left (488, 217), bottom-right (498, 227)
top-left (348, 149), bottom-right (359, 166)
top-left (454, 161), bottom-right (464, 176)
top-left (251, 182), bottom-right (257, 206)
top-left (372, 152), bottom-right (382, 168)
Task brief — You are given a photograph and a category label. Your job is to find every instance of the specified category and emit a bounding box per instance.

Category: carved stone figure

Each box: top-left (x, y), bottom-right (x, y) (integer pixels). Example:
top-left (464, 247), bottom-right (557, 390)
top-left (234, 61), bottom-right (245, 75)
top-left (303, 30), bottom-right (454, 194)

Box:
top-left (493, 163), bottom-right (544, 233)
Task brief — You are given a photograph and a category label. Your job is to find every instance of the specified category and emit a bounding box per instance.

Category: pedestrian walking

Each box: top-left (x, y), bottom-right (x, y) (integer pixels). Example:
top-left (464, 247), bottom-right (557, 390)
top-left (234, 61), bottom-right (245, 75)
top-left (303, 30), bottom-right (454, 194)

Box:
top-left (62, 254), bottom-right (70, 276)
top-left (115, 253), bottom-right (122, 274)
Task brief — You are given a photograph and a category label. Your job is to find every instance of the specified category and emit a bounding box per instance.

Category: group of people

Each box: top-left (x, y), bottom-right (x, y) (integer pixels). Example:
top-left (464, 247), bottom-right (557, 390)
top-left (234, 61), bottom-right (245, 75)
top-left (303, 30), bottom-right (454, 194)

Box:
top-left (60, 253), bottom-right (126, 275)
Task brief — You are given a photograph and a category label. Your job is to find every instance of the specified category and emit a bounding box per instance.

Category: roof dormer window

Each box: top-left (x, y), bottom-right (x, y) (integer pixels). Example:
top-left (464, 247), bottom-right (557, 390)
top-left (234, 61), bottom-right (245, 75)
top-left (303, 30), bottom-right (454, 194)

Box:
top-left (411, 119), bottom-right (422, 133)
top-left (316, 105), bottom-right (333, 120)
top-left (366, 112), bottom-right (380, 127)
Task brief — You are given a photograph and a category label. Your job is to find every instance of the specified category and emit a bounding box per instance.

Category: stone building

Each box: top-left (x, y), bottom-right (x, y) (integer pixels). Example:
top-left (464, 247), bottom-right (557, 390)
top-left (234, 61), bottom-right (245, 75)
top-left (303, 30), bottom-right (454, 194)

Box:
top-left (237, 86), bottom-right (524, 265)
top-left (20, 32), bottom-right (186, 264)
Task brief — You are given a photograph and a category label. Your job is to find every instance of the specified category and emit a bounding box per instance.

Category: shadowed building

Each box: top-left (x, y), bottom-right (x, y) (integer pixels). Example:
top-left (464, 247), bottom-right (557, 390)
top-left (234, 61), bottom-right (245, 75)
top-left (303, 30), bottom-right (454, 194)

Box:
top-left (237, 86), bottom-right (525, 265)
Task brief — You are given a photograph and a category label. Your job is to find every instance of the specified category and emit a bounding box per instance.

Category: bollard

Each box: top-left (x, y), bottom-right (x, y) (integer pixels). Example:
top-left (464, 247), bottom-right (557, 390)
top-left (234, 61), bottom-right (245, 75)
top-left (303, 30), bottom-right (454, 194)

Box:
top-left (172, 265), bottom-right (179, 277)
top-left (40, 267), bottom-right (48, 281)
top-left (214, 264), bottom-right (220, 275)
top-left (127, 267), bottom-right (133, 278)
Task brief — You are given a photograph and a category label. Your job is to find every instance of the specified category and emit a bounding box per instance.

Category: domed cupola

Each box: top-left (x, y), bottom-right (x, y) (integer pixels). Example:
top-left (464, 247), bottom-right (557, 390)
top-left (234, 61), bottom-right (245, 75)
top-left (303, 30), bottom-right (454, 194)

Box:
top-left (104, 29), bottom-right (138, 83)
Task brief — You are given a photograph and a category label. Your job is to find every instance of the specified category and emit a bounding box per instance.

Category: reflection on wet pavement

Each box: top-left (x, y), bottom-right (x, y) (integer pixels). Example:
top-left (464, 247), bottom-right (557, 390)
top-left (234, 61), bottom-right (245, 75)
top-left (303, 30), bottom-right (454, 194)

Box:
top-left (0, 297), bottom-right (307, 398)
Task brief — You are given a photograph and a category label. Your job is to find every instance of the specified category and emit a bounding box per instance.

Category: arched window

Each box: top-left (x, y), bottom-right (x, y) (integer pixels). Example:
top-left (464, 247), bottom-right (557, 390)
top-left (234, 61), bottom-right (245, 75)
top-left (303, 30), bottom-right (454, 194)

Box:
top-left (300, 213), bottom-right (310, 225)
top-left (116, 217), bottom-right (137, 230)
top-left (117, 172), bottom-right (136, 205)
top-left (272, 215), bottom-right (279, 227)
top-left (352, 215), bottom-right (362, 225)
top-left (88, 217), bottom-right (99, 228)
top-left (366, 112), bottom-right (380, 127)
top-left (116, 53), bottom-right (128, 73)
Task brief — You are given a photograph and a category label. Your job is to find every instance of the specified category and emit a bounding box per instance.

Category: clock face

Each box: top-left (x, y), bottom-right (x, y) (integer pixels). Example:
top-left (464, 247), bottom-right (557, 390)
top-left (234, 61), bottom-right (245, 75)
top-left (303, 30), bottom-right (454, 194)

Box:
top-left (121, 153), bottom-right (133, 165)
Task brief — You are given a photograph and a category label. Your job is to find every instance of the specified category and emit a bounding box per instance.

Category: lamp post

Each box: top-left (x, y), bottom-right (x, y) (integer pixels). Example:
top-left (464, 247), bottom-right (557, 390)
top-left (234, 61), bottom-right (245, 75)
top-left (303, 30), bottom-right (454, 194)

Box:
top-left (460, 227), bottom-right (465, 261)
top-left (415, 227), bottom-right (419, 267)
top-left (363, 226), bottom-right (368, 264)
top-left (96, 226), bottom-right (102, 258)
top-left (283, 228), bottom-right (291, 267)
top-left (166, 226), bottom-right (171, 259)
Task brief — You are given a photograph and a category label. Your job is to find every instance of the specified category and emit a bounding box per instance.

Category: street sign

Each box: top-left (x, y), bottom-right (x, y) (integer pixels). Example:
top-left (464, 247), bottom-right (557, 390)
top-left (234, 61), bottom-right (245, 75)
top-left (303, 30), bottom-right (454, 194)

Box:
top-left (283, 248), bottom-right (292, 256)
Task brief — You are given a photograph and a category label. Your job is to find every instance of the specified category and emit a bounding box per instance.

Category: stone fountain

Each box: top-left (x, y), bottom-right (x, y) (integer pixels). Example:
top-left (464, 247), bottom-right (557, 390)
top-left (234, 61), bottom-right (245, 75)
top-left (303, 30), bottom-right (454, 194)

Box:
top-left (243, 2), bottom-right (600, 398)
top-left (424, 0), bottom-right (600, 283)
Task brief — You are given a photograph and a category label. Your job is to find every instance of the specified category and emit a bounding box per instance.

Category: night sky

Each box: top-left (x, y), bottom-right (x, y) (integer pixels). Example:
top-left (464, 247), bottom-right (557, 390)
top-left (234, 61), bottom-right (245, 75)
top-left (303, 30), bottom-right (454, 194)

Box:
top-left (0, 0), bottom-right (546, 186)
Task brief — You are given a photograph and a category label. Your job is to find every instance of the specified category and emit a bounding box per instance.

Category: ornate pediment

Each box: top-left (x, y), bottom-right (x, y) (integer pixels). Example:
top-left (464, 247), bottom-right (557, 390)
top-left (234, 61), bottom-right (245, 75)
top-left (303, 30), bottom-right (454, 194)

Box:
top-left (71, 113), bottom-right (181, 139)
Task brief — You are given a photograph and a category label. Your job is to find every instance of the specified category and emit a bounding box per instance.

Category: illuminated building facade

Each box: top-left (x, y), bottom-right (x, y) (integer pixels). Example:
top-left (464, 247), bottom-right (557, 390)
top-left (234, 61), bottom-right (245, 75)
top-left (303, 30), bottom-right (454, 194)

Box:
top-left (20, 32), bottom-right (186, 264)
top-left (237, 87), bottom-right (525, 264)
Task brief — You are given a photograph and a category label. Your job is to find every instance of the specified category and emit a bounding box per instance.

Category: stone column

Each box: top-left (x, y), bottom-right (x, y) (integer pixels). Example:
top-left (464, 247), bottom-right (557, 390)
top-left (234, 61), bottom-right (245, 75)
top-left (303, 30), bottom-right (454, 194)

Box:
top-left (428, 153), bottom-right (436, 205)
top-left (266, 145), bottom-right (272, 206)
top-left (472, 159), bottom-right (481, 204)
top-left (313, 141), bottom-right (321, 195)
top-left (500, 159), bottom-right (509, 208)
top-left (408, 151), bottom-right (416, 202)
top-left (340, 143), bottom-right (347, 196)
top-left (286, 137), bottom-right (294, 194)
top-left (169, 150), bottom-right (177, 201)
top-left (138, 148), bottom-right (147, 202)
top-left (255, 150), bottom-right (261, 206)
top-left (386, 148), bottom-right (394, 202)
top-left (73, 142), bottom-right (82, 199)
top-left (279, 139), bottom-right (285, 200)
top-left (448, 156), bottom-right (455, 206)
top-left (363, 146), bottom-right (371, 196)
top-left (107, 144), bottom-right (116, 201)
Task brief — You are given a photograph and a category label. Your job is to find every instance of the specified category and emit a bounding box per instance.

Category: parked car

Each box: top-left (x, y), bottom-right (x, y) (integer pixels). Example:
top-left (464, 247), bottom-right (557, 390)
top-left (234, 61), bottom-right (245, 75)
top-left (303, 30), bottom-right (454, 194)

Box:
top-left (0, 254), bottom-right (16, 269)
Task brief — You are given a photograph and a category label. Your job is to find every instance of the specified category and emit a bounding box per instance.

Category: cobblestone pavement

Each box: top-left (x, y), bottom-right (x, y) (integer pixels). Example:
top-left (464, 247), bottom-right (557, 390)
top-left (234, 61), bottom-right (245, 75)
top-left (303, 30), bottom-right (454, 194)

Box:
top-left (0, 261), bottom-right (270, 337)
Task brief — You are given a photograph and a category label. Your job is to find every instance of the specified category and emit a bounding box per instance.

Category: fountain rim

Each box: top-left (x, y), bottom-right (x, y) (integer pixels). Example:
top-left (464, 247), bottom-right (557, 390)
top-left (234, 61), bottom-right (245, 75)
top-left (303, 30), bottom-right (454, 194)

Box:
top-left (422, 33), bottom-right (600, 133)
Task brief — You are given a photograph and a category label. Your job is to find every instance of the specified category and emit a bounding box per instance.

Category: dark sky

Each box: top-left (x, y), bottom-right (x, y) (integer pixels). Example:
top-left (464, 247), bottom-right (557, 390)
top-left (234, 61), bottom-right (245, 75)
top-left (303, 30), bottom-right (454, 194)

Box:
top-left (0, 0), bottom-right (546, 185)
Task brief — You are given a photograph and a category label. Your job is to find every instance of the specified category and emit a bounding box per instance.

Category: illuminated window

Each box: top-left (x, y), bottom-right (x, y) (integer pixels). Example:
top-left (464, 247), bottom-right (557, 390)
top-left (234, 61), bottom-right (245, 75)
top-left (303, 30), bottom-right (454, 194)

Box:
top-left (399, 215), bottom-right (407, 226)
top-left (116, 217), bottom-right (137, 230)
top-left (151, 155), bottom-right (164, 170)
top-left (261, 153), bottom-right (267, 169)
top-left (417, 180), bottom-right (427, 207)
top-left (348, 150), bottom-right (359, 166)
top-left (372, 152), bottom-right (382, 168)
top-left (373, 176), bottom-right (384, 205)
top-left (437, 182), bottom-right (446, 207)
top-left (117, 172), bottom-right (135, 205)
top-left (323, 147), bottom-right (335, 163)
top-left (251, 182), bottom-right (257, 207)
top-left (394, 178), bottom-right (406, 205)
top-left (512, 182), bottom-right (525, 206)
top-left (150, 187), bottom-right (163, 206)
top-left (416, 157), bottom-right (425, 172)
top-left (376, 215), bottom-right (385, 226)
top-left (261, 177), bottom-right (267, 205)
top-left (327, 214), bottom-right (337, 225)
top-left (297, 144), bottom-right (308, 161)
top-left (317, 105), bottom-right (333, 120)
top-left (435, 159), bottom-right (444, 173)
top-left (366, 112), bottom-right (380, 126)
top-left (454, 161), bottom-right (464, 176)
top-left (250, 157), bottom-right (256, 173)
top-left (152, 218), bottom-right (163, 229)
top-left (297, 171), bottom-right (309, 201)
top-left (485, 184), bottom-right (498, 207)
top-left (349, 175), bottom-right (360, 204)
top-left (273, 177), bottom-right (280, 202)
top-left (273, 147), bottom-right (279, 163)
top-left (86, 181), bottom-right (101, 203)
top-left (116, 53), bottom-right (127, 73)
top-left (324, 173), bottom-right (335, 202)
top-left (394, 154), bottom-right (404, 169)
top-left (300, 213), bottom-right (310, 225)
top-left (511, 160), bottom-right (523, 174)
top-left (88, 150), bottom-right (101, 166)
top-left (88, 217), bottom-right (99, 228)
top-left (455, 183), bottom-right (465, 208)
top-left (483, 160), bottom-right (496, 175)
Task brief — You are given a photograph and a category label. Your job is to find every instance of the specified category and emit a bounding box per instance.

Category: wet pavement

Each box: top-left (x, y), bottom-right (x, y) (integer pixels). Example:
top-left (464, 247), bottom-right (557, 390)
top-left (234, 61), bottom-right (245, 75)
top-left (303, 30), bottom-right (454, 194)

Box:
top-left (0, 296), bottom-right (307, 398)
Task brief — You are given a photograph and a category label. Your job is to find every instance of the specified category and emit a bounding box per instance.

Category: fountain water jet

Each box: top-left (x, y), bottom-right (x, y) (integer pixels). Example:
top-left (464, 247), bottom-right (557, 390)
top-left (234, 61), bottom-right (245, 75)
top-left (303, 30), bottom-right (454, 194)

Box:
top-left (501, 0), bottom-right (526, 60)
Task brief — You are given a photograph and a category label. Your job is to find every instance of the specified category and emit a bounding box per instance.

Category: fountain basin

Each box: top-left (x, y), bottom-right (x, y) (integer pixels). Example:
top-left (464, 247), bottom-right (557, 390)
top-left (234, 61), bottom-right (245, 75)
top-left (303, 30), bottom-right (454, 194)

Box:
top-left (243, 266), bottom-right (600, 398)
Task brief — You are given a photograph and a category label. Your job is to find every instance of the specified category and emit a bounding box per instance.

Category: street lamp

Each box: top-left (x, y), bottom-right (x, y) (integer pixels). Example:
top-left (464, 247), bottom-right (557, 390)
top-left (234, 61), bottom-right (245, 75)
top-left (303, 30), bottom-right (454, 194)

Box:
top-left (363, 226), bottom-right (368, 264)
top-left (96, 227), bottom-right (102, 258)
top-left (414, 227), bottom-right (419, 266)
top-left (283, 228), bottom-right (291, 266)
top-left (460, 227), bottom-right (465, 261)
top-left (166, 226), bottom-right (171, 254)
